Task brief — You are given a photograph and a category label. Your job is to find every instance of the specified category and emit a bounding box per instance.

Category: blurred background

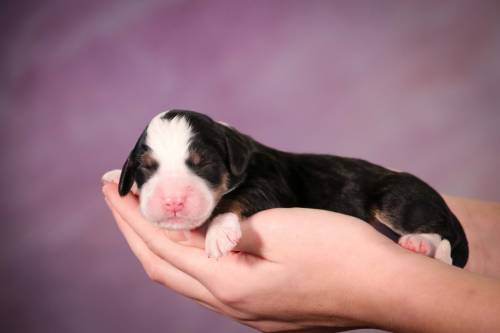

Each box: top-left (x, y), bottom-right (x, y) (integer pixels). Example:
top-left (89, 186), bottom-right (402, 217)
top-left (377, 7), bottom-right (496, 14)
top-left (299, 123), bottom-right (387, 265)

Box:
top-left (2, 1), bottom-right (499, 332)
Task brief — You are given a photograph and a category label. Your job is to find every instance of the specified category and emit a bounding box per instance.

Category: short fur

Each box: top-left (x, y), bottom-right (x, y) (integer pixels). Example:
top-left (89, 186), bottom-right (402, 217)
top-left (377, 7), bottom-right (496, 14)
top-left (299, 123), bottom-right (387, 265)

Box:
top-left (118, 110), bottom-right (468, 267)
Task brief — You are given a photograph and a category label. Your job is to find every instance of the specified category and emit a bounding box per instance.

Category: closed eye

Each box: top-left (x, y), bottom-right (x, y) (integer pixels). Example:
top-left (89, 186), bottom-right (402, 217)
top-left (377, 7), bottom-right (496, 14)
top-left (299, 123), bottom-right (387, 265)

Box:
top-left (139, 153), bottom-right (158, 171)
top-left (140, 163), bottom-right (157, 171)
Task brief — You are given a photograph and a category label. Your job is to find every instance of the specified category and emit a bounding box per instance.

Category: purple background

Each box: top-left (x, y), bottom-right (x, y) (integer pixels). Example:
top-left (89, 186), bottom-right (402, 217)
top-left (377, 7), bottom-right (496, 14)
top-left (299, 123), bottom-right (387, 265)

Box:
top-left (2, 1), bottom-right (499, 332)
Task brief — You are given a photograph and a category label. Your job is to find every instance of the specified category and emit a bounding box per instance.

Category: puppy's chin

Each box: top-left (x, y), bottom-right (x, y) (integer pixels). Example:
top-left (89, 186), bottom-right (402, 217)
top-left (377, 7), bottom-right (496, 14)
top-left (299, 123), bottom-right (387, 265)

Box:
top-left (152, 217), bottom-right (207, 230)
top-left (139, 196), bottom-right (214, 230)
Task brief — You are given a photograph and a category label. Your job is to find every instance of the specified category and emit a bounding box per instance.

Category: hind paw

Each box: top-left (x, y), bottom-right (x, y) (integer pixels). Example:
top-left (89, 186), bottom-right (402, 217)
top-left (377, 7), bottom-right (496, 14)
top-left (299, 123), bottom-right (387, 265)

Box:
top-left (398, 233), bottom-right (453, 265)
top-left (398, 234), bottom-right (436, 256)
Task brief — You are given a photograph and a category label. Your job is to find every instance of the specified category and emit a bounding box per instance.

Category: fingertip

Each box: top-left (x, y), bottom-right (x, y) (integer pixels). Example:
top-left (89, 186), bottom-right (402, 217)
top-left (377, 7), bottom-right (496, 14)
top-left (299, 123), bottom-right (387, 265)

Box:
top-left (102, 182), bottom-right (118, 197)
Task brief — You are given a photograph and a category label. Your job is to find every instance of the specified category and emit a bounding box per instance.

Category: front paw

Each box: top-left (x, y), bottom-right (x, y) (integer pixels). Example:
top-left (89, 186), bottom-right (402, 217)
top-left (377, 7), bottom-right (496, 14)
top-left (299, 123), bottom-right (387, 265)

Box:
top-left (205, 213), bottom-right (242, 259)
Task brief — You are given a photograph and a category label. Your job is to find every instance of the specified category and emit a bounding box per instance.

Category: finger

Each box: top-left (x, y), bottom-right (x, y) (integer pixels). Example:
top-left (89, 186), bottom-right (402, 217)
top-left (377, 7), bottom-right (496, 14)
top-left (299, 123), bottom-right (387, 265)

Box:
top-left (101, 181), bottom-right (271, 257)
top-left (232, 208), bottom-right (292, 257)
top-left (102, 183), bottom-right (231, 283)
top-left (104, 196), bottom-right (249, 318)
top-left (104, 197), bottom-right (216, 303)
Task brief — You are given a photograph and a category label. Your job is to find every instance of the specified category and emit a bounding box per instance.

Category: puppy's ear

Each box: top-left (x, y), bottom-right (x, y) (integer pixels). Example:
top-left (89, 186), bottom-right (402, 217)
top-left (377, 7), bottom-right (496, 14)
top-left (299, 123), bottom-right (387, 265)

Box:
top-left (118, 155), bottom-right (137, 196)
top-left (118, 128), bottom-right (147, 196)
top-left (221, 125), bottom-right (254, 177)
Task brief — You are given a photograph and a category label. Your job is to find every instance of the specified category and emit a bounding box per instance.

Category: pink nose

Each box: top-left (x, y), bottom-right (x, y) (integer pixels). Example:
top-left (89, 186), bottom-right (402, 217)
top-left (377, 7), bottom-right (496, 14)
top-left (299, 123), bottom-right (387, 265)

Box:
top-left (164, 197), bottom-right (185, 213)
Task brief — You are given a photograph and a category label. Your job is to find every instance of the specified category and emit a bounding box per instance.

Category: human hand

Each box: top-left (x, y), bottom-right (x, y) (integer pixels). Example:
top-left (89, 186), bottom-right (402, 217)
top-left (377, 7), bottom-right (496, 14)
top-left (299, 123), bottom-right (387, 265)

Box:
top-left (102, 182), bottom-right (403, 332)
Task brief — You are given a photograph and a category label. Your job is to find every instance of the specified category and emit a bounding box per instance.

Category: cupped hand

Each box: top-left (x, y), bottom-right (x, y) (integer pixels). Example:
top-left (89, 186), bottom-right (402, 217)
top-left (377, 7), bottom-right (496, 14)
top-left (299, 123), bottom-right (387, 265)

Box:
top-left (102, 182), bottom-right (403, 332)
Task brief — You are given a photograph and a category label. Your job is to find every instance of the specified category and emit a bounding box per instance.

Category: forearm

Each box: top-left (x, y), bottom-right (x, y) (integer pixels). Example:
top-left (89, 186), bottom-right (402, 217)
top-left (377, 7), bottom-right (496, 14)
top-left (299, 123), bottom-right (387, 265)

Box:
top-left (355, 249), bottom-right (500, 333)
top-left (444, 196), bottom-right (500, 278)
top-left (357, 196), bottom-right (500, 332)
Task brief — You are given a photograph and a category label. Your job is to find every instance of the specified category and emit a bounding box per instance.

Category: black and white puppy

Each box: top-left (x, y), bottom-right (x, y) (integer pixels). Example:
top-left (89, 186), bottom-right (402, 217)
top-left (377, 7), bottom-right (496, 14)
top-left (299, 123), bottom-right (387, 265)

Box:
top-left (103, 110), bottom-right (468, 267)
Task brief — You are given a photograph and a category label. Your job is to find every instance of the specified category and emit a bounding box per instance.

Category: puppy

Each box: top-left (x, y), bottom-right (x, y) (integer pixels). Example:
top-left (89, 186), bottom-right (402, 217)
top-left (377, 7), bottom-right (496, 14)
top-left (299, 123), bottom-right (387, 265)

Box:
top-left (103, 110), bottom-right (468, 267)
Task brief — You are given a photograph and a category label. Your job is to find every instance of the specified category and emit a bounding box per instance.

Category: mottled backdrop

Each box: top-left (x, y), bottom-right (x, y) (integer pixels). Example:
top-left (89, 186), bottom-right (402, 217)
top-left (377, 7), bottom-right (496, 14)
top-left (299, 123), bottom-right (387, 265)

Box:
top-left (1, 1), bottom-right (499, 332)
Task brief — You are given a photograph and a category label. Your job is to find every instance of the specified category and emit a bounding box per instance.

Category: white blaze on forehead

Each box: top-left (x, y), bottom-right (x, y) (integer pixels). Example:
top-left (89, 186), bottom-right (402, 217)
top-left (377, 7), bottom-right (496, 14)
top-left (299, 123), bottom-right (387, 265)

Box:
top-left (146, 112), bottom-right (193, 171)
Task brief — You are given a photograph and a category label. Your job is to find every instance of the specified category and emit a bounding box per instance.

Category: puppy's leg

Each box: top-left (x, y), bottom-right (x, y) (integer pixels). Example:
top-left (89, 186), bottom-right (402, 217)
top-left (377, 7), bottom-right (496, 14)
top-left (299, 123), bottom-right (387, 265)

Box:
top-left (101, 169), bottom-right (139, 195)
top-left (398, 233), bottom-right (437, 256)
top-left (398, 233), bottom-right (452, 265)
top-left (369, 173), bottom-right (467, 267)
top-left (374, 207), bottom-right (455, 265)
top-left (205, 212), bottom-right (242, 259)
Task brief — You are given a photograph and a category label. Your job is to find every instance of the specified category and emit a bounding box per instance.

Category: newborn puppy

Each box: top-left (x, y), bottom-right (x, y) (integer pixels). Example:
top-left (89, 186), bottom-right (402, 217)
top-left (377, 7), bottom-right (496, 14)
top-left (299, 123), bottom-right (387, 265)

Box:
top-left (103, 110), bottom-right (468, 267)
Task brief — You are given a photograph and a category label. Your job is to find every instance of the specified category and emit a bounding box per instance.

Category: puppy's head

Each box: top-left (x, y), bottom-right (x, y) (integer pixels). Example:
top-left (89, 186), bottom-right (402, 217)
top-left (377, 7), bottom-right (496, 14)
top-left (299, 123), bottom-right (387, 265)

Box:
top-left (119, 110), bottom-right (253, 230)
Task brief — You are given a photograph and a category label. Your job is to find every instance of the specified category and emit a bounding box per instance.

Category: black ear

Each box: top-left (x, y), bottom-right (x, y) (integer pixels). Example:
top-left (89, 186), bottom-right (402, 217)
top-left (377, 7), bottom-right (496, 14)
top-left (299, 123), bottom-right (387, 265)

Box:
top-left (118, 155), bottom-right (137, 196)
top-left (118, 128), bottom-right (147, 196)
top-left (221, 125), bottom-right (254, 177)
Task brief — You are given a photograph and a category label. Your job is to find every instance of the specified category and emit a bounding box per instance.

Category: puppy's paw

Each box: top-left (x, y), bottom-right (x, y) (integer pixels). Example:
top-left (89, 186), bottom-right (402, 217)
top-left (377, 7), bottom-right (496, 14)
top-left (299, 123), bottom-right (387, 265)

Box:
top-left (205, 213), bottom-right (242, 259)
top-left (435, 239), bottom-right (453, 265)
top-left (101, 169), bottom-right (138, 195)
top-left (398, 233), bottom-right (453, 265)
top-left (398, 233), bottom-right (437, 257)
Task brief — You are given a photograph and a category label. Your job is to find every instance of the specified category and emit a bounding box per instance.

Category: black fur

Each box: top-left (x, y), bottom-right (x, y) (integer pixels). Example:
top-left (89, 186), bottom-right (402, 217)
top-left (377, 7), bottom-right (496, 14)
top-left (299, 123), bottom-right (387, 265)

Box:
top-left (121, 110), bottom-right (469, 267)
top-left (118, 127), bottom-right (155, 195)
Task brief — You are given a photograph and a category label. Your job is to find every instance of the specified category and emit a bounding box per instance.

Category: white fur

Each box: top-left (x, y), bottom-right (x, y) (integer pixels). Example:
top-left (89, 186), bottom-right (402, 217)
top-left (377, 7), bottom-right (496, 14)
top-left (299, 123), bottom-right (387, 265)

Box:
top-left (205, 212), bottom-right (242, 258)
top-left (374, 212), bottom-right (454, 265)
top-left (399, 233), bottom-right (453, 265)
top-left (146, 112), bottom-right (192, 173)
top-left (140, 169), bottom-right (215, 230)
top-left (435, 239), bottom-right (453, 265)
top-left (138, 111), bottom-right (216, 230)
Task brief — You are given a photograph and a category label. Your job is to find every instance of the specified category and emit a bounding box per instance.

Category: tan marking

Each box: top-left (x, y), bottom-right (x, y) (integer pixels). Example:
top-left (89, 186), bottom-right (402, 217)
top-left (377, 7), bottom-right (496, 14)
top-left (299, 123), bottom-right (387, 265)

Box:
top-left (140, 152), bottom-right (157, 168)
top-left (188, 151), bottom-right (201, 166)
top-left (212, 172), bottom-right (229, 202)
top-left (211, 174), bottom-right (243, 220)
top-left (373, 209), bottom-right (405, 235)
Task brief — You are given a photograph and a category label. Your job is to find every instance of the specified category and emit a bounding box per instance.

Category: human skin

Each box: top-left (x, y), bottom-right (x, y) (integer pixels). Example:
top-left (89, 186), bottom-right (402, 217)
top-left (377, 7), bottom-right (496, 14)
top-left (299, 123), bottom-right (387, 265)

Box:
top-left (102, 182), bottom-right (500, 332)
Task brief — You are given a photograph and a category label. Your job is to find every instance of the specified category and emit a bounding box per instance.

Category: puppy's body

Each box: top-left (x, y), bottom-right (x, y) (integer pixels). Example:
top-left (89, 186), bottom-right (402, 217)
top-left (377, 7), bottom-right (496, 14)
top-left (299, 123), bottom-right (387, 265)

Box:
top-left (104, 110), bottom-right (468, 267)
top-left (215, 141), bottom-right (468, 267)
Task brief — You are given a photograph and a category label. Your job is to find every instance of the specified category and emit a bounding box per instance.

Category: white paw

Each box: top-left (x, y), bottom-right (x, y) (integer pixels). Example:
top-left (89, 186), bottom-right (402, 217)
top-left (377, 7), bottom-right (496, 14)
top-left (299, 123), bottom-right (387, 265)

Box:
top-left (398, 233), bottom-right (453, 265)
top-left (101, 169), bottom-right (138, 195)
top-left (435, 239), bottom-right (453, 265)
top-left (205, 213), bottom-right (242, 259)
top-left (398, 234), bottom-right (435, 256)
top-left (398, 233), bottom-right (439, 257)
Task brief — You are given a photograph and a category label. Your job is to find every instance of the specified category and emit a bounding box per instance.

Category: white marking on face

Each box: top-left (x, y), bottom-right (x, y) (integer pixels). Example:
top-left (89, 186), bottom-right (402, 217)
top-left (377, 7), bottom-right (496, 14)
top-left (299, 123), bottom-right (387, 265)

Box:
top-left (147, 111), bottom-right (192, 172)
top-left (138, 111), bottom-right (217, 230)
